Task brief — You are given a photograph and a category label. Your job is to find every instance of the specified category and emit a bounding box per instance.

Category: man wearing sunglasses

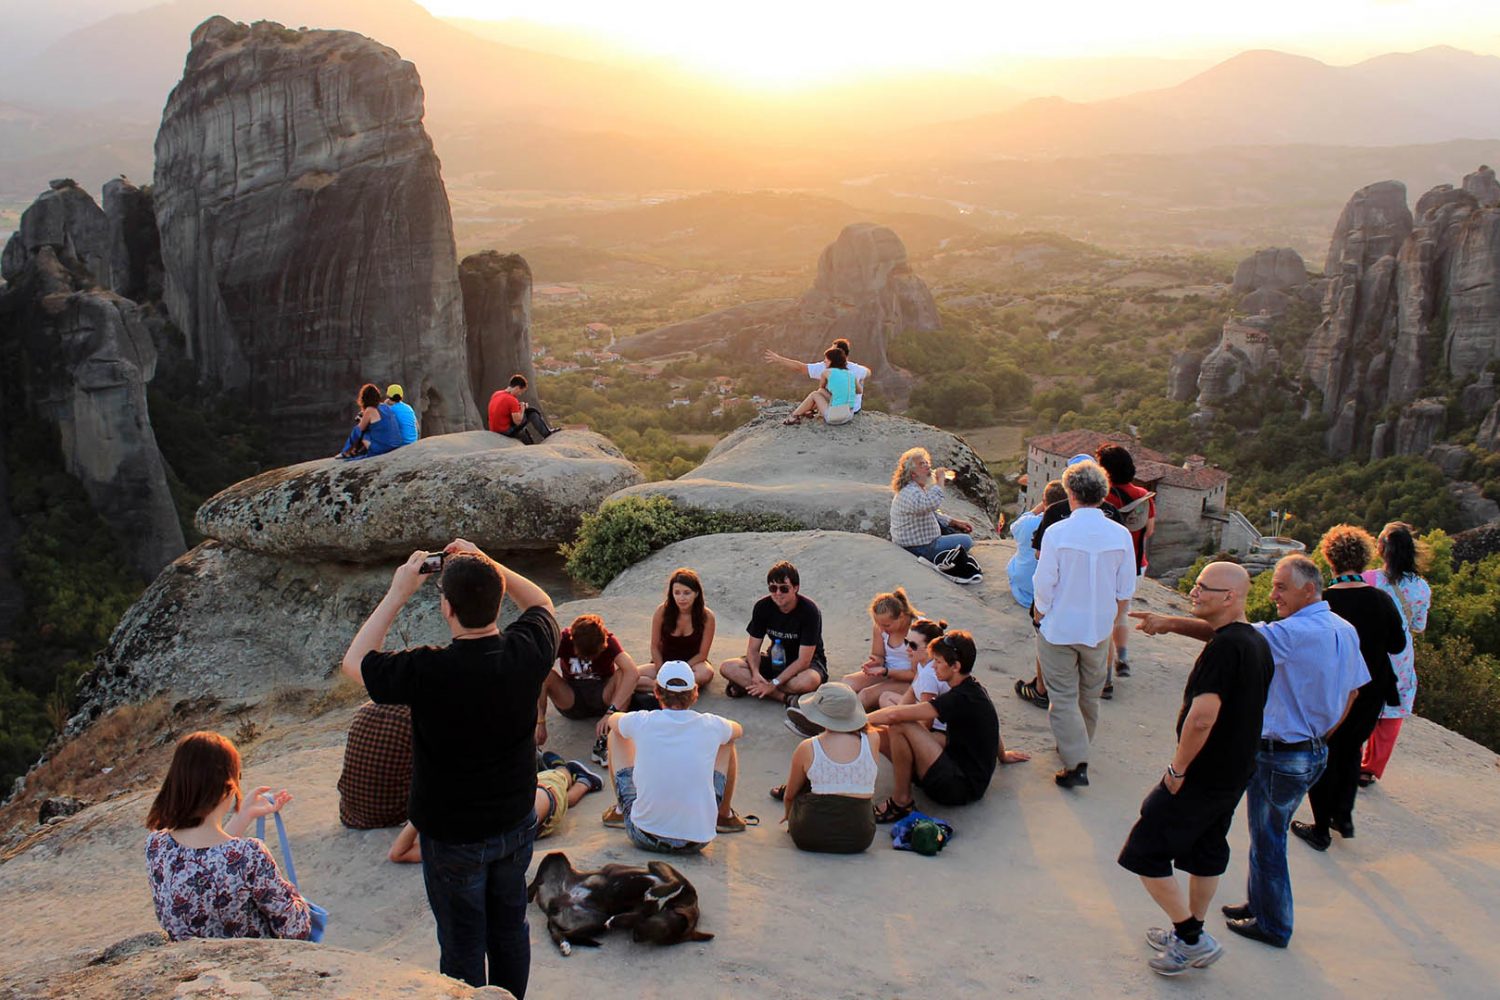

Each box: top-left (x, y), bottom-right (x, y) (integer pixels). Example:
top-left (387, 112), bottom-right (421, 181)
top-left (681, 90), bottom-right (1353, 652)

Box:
top-left (719, 561), bottom-right (827, 703)
top-left (1118, 561), bottom-right (1271, 976)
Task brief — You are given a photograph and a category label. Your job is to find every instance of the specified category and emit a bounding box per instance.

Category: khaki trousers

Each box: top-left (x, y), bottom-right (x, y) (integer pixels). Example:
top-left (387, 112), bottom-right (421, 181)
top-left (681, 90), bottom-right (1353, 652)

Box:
top-left (1037, 634), bottom-right (1110, 769)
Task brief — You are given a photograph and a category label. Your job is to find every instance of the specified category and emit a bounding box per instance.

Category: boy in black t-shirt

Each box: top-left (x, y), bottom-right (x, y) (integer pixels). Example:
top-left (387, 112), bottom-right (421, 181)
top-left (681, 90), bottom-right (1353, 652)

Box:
top-left (1118, 561), bottom-right (1272, 977)
top-left (866, 630), bottom-right (1030, 822)
top-left (718, 561), bottom-right (828, 702)
top-left (342, 539), bottom-right (559, 997)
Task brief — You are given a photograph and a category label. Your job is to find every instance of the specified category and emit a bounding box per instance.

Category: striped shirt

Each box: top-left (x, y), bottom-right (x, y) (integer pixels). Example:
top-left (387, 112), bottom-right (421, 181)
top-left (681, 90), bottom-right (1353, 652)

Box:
top-left (890, 482), bottom-right (951, 548)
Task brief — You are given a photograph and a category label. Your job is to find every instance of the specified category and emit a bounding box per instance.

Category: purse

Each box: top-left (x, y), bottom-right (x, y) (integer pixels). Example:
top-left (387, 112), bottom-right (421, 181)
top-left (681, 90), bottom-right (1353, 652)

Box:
top-left (256, 800), bottom-right (330, 942)
top-left (823, 403), bottom-right (854, 425)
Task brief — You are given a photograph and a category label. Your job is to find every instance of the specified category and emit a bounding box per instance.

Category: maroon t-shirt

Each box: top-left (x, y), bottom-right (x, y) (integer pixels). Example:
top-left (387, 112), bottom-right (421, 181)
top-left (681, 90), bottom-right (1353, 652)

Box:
top-left (556, 628), bottom-right (623, 683)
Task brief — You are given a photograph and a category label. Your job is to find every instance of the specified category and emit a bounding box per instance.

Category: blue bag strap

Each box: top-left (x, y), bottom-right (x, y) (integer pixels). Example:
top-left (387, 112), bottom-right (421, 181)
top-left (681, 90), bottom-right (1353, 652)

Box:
top-left (254, 795), bottom-right (300, 888)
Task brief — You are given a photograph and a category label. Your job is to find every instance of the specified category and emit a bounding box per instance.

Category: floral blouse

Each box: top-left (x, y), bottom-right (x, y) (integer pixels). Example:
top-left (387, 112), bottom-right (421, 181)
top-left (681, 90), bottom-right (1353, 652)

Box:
top-left (146, 830), bottom-right (312, 941)
top-left (1361, 569), bottom-right (1431, 718)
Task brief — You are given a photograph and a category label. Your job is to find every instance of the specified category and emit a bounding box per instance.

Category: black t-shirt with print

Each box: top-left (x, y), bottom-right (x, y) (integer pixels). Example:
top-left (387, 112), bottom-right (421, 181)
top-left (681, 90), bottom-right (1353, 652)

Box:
top-left (746, 594), bottom-right (826, 672)
top-left (1176, 621), bottom-right (1273, 792)
top-left (932, 676), bottom-right (1000, 796)
top-left (363, 606), bottom-right (560, 843)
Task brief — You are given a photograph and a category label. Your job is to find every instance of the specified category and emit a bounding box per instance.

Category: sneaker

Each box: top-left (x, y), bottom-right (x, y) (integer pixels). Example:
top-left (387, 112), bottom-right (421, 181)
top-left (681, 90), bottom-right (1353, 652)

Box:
top-left (539, 750), bottom-right (566, 772)
top-left (784, 707), bottom-right (824, 738)
top-left (602, 804), bottom-right (625, 828)
top-left (1101, 682), bottom-right (1114, 700)
top-left (1145, 927), bottom-right (1174, 951)
top-left (566, 760), bottom-right (604, 793)
top-left (591, 734), bottom-right (609, 767)
top-left (1148, 931), bottom-right (1224, 976)
top-left (1115, 658), bottom-right (1131, 678)
top-left (1055, 764), bottom-right (1089, 788)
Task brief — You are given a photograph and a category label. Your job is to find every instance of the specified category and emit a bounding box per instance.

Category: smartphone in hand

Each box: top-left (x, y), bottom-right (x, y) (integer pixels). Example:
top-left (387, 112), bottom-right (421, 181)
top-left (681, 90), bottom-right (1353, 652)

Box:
top-left (419, 552), bottom-right (445, 575)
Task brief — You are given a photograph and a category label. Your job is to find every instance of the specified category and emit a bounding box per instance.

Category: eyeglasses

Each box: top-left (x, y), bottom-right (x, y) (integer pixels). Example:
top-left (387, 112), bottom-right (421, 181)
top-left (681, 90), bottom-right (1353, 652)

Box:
top-left (768, 583), bottom-right (793, 594)
top-left (1190, 583), bottom-right (1231, 594)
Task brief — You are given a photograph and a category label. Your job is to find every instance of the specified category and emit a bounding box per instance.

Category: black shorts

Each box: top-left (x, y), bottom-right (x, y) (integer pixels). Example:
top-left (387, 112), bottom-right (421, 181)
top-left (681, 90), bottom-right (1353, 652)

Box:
top-left (1117, 782), bottom-right (1243, 879)
top-left (758, 657), bottom-right (829, 684)
top-left (557, 677), bottom-right (610, 720)
top-left (915, 752), bottom-right (981, 806)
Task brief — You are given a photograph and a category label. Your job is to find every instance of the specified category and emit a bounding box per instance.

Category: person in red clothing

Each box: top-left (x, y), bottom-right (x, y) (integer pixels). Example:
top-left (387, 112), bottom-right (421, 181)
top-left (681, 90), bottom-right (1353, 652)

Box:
top-left (538, 613), bottom-right (642, 765)
top-left (1096, 444), bottom-right (1156, 691)
top-left (487, 374), bottom-right (554, 444)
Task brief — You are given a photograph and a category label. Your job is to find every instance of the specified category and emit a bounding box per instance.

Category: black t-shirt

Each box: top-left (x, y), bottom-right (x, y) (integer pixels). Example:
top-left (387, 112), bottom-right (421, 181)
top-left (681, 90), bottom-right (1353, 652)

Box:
top-left (1325, 586), bottom-right (1407, 705)
top-left (932, 677), bottom-right (1000, 796)
top-left (362, 606), bottom-right (560, 843)
top-left (1031, 497), bottom-right (1123, 555)
top-left (747, 594), bottom-right (826, 671)
top-left (1177, 621), bottom-right (1273, 792)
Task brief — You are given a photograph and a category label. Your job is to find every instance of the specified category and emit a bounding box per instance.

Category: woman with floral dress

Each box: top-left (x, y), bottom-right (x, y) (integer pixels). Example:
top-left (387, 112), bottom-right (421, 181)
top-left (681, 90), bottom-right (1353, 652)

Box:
top-left (1359, 522), bottom-right (1431, 784)
top-left (145, 731), bottom-right (311, 941)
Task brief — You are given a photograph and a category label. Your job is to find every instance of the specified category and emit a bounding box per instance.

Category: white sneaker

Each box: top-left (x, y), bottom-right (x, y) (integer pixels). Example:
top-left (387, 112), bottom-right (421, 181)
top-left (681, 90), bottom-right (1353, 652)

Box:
top-left (1148, 931), bottom-right (1224, 976)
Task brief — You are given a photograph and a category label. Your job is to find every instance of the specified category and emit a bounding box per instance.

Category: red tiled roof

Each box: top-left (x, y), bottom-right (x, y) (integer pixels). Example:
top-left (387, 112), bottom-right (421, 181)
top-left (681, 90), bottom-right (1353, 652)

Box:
top-left (1027, 430), bottom-right (1172, 466)
top-left (1136, 459), bottom-right (1230, 490)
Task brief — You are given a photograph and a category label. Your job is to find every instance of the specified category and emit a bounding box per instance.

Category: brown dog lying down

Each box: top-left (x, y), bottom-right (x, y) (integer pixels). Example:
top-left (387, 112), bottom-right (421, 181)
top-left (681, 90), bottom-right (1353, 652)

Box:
top-left (526, 851), bottom-right (713, 956)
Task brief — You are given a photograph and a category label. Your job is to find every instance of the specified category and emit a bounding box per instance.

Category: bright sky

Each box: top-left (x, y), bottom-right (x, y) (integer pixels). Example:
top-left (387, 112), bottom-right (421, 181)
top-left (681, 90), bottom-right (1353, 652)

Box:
top-left (418, 0), bottom-right (1500, 86)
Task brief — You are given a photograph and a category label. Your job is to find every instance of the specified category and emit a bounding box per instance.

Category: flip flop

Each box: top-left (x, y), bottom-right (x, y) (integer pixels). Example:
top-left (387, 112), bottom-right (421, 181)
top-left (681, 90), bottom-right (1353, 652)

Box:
top-left (725, 681), bottom-right (747, 699)
top-left (717, 811), bottom-right (760, 833)
top-left (873, 797), bottom-right (915, 824)
top-left (769, 784), bottom-right (787, 801)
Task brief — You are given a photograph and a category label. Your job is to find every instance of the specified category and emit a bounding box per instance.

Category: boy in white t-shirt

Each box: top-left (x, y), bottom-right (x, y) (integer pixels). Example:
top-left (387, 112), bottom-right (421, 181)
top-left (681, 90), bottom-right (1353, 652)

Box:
top-left (603, 661), bottom-right (749, 853)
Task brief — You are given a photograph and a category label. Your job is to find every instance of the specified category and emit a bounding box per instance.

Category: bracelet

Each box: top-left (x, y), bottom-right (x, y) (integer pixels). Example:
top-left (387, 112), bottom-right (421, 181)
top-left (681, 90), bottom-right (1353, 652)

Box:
top-left (772, 675), bottom-right (783, 687)
top-left (1166, 764), bottom-right (1184, 779)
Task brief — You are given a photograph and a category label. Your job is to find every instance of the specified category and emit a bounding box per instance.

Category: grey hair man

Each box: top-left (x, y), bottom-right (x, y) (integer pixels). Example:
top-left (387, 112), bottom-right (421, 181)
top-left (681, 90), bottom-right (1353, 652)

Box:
top-left (1133, 553), bottom-right (1366, 951)
top-left (1031, 460), bottom-right (1137, 788)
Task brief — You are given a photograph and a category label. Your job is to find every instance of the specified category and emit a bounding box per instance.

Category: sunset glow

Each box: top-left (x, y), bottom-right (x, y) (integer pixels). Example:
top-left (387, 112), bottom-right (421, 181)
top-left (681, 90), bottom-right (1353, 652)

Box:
top-left (421, 0), bottom-right (1500, 88)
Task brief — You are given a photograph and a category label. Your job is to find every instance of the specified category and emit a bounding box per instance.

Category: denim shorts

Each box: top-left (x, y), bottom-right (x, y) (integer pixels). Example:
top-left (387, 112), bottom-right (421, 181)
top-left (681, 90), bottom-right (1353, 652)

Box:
top-left (614, 766), bottom-right (726, 855)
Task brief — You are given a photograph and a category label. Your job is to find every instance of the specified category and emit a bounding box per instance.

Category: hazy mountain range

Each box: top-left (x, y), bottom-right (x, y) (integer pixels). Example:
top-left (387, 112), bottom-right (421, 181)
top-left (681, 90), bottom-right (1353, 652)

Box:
top-left (2, 0), bottom-right (1499, 249)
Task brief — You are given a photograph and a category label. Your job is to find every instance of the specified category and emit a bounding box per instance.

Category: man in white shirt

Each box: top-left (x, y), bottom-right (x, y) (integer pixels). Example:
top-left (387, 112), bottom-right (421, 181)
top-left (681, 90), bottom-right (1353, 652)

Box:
top-left (1032, 460), bottom-right (1137, 788)
top-left (765, 338), bottom-right (871, 412)
top-left (603, 661), bottom-right (748, 853)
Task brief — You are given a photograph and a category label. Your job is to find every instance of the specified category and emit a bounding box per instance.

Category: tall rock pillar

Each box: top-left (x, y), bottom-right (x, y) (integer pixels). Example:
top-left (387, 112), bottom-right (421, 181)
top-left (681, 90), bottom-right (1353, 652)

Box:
top-left (460, 252), bottom-right (538, 410)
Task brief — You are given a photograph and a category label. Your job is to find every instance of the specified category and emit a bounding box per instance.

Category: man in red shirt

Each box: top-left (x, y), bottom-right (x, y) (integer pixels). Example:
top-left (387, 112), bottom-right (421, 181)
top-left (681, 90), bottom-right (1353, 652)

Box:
top-left (1096, 444), bottom-right (1156, 689)
top-left (538, 614), bottom-right (641, 764)
top-left (487, 374), bottom-right (554, 443)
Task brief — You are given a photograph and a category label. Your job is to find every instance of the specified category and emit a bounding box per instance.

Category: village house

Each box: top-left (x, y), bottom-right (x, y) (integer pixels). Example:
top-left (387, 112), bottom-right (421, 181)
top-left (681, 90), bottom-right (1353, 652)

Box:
top-left (1023, 430), bottom-right (1232, 575)
top-left (584, 321), bottom-right (613, 340)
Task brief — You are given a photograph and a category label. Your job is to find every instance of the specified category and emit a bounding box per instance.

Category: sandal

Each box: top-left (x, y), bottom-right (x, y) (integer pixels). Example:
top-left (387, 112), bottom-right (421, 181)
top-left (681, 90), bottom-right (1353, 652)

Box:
top-left (769, 784), bottom-right (787, 801)
top-left (717, 811), bottom-right (760, 833)
top-left (1015, 677), bottom-right (1049, 708)
top-left (873, 797), bottom-right (915, 824)
top-left (782, 416), bottom-right (801, 426)
top-left (1357, 771), bottom-right (1377, 788)
top-left (725, 681), bottom-right (747, 699)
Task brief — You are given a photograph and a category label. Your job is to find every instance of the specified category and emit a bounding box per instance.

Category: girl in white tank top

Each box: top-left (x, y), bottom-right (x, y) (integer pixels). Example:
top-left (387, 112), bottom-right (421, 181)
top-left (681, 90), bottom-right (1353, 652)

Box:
top-left (807, 732), bottom-right (878, 795)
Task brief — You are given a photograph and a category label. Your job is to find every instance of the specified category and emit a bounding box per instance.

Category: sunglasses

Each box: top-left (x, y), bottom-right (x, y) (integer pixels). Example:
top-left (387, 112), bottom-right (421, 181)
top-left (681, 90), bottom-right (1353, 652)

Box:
top-left (768, 583), bottom-right (793, 594)
top-left (1190, 583), bottom-right (1231, 594)
top-left (905, 639), bottom-right (922, 650)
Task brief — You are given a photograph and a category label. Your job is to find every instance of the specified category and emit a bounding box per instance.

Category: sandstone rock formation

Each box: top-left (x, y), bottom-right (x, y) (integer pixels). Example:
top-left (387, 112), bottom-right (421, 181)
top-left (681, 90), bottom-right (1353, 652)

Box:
top-left (1232, 247), bottom-right (1307, 293)
top-left (195, 431), bottom-right (642, 563)
top-left (460, 251), bottom-right (538, 409)
top-left (1465, 164), bottom-right (1500, 207)
top-left (1166, 350), bottom-right (1202, 402)
top-left (1479, 400), bottom-right (1500, 451)
top-left (0, 186), bottom-right (185, 579)
top-left (153, 17), bottom-right (478, 463)
top-left (1392, 398), bottom-right (1447, 456)
top-left (1448, 481), bottom-right (1500, 531)
top-left (1194, 318), bottom-right (1280, 408)
top-left (606, 407), bottom-right (999, 539)
top-left (101, 177), bottom-right (161, 303)
top-left (616, 224), bottom-right (938, 394)
top-left (1301, 171), bottom-right (1500, 455)
top-left (1, 179), bottom-right (112, 288)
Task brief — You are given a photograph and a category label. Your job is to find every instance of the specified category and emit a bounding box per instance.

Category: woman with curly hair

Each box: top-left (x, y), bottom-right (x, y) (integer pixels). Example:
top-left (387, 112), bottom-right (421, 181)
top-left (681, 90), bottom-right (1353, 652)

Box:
top-left (1358, 523), bottom-right (1431, 784)
top-left (887, 447), bottom-right (980, 584)
top-left (1291, 525), bottom-right (1406, 852)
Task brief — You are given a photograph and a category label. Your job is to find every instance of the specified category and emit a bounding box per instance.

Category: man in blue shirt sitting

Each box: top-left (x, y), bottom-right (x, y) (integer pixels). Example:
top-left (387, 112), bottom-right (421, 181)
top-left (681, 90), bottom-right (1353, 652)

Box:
top-left (1133, 553), bottom-right (1367, 950)
top-left (385, 384), bottom-right (419, 446)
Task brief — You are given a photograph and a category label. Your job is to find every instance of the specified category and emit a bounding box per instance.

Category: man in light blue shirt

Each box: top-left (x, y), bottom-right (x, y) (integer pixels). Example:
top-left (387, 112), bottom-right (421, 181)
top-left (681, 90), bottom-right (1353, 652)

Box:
top-left (1133, 553), bottom-right (1366, 949)
top-left (385, 384), bottom-right (419, 446)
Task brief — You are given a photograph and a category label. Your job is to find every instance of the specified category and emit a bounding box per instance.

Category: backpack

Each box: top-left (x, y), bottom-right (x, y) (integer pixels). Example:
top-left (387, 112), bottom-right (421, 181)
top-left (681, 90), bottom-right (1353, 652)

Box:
top-left (1111, 488), bottom-right (1155, 534)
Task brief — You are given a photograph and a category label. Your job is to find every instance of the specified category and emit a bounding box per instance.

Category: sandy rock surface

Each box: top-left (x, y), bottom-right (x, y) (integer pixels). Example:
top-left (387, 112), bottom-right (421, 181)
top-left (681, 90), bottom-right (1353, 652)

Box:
top-left (608, 408), bottom-right (1000, 539)
top-left (4, 532), bottom-right (1499, 999)
top-left (195, 430), bottom-right (643, 563)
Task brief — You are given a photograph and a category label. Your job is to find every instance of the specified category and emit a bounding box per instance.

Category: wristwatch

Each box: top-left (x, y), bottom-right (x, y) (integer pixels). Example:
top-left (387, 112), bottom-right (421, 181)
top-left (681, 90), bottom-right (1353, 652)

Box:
top-left (772, 676), bottom-right (783, 687)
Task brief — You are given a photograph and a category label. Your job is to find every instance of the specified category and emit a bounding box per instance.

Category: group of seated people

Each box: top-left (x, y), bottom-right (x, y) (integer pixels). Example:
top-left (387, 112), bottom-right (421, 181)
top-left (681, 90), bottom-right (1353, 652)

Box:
top-left (334, 372), bottom-right (555, 459)
top-left (328, 559), bottom-right (1027, 861)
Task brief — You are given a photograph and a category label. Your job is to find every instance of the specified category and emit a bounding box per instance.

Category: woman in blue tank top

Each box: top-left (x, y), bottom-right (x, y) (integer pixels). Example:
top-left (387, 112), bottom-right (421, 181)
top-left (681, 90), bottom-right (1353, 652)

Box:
top-left (784, 346), bottom-right (860, 426)
top-left (337, 383), bottom-right (406, 459)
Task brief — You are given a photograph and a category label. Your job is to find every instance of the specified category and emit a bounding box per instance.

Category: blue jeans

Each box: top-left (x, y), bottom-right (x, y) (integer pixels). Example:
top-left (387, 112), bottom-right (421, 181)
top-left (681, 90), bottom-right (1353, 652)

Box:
top-left (419, 813), bottom-right (537, 996)
top-left (905, 531), bottom-right (972, 563)
top-left (615, 766), bottom-right (726, 855)
top-left (1245, 744), bottom-right (1327, 945)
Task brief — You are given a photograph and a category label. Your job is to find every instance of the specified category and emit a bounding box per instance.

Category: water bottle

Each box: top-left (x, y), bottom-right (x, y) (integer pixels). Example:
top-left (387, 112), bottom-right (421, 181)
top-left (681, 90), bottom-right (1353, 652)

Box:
top-left (770, 638), bottom-right (786, 672)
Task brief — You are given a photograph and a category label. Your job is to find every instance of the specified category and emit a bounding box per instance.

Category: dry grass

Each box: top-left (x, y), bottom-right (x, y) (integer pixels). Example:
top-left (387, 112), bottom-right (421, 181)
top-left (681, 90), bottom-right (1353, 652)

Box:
top-left (307, 679), bottom-right (369, 718)
top-left (955, 424), bottom-right (1026, 465)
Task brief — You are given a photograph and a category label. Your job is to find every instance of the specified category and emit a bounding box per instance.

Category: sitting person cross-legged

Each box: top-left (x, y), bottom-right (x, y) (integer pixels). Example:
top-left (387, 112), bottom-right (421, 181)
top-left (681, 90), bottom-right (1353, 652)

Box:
top-left (840, 589), bottom-right (922, 711)
top-left (337, 701), bottom-right (413, 830)
top-left (772, 683), bottom-right (879, 854)
top-left (877, 618), bottom-right (952, 739)
top-left (602, 661), bottom-right (752, 852)
top-left (539, 613), bottom-right (641, 766)
top-left (866, 630), bottom-right (1029, 823)
top-left (719, 561), bottom-right (828, 704)
top-left (637, 567), bottom-right (717, 694)
top-left (389, 750), bottom-right (604, 863)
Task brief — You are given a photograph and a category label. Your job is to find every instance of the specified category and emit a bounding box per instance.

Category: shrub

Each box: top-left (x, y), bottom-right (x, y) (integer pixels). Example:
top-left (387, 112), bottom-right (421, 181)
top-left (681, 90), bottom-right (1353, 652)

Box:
top-left (1413, 637), bottom-right (1500, 752)
top-left (563, 495), bottom-right (804, 589)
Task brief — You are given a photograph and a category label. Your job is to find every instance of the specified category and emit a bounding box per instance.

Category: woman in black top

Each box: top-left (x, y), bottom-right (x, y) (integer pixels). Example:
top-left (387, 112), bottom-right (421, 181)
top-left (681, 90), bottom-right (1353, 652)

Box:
top-left (1294, 525), bottom-right (1406, 851)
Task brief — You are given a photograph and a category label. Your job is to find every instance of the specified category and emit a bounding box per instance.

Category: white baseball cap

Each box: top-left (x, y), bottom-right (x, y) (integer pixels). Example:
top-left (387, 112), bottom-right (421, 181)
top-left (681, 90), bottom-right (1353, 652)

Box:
top-left (656, 661), bottom-right (696, 691)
